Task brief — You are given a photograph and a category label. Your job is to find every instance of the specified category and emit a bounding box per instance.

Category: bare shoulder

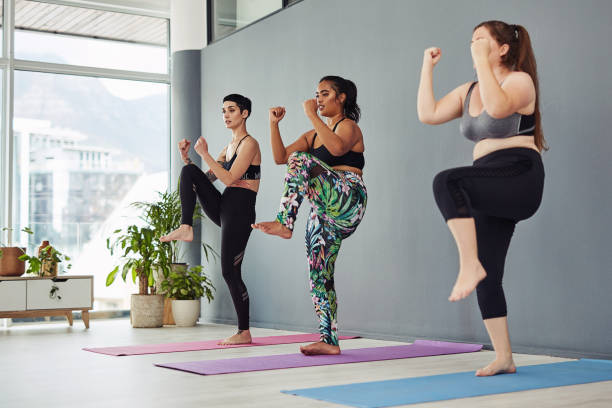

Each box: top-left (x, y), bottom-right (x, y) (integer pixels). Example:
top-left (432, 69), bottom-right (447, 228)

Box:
top-left (455, 81), bottom-right (476, 104)
top-left (238, 135), bottom-right (260, 155)
top-left (245, 134), bottom-right (260, 147)
top-left (337, 119), bottom-right (363, 145)
top-left (503, 71), bottom-right (535, 89)
top-left (336, 118), bottom-right (360, 133)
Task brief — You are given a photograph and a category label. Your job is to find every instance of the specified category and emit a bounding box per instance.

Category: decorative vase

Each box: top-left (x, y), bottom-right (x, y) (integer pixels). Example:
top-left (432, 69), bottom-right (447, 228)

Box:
top-left (38, 241), bottom-right (58, 277)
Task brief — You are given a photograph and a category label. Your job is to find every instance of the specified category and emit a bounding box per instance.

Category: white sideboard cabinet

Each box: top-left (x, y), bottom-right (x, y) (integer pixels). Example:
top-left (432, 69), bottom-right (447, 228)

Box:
top-left (0, 275), bottom-right (93, 328)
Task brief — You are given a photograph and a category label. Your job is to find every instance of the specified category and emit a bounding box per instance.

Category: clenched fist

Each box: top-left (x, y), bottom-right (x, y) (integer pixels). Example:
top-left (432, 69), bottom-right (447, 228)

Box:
top-left (423, 47), bottom-right (442, 67)
top-left (178, 138), bottom-right (191, 163)
top-left (269, 107), bottom-right (286, 124)
top-left (194, 137), bottom-right (208, 156)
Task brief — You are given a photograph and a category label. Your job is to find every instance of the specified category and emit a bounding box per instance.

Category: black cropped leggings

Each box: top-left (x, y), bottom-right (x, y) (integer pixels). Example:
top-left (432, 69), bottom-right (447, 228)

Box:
top-left (433, 148), bottom-right (544, 319)
top-left (180, 164), bottom-right (256, 330)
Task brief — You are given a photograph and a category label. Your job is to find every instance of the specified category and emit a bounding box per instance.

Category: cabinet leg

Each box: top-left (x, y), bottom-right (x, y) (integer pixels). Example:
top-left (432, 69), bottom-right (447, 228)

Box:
top-left (66, 311), bottom-right (74, 326)
top-left (82, 310), bottom-right (90, 329)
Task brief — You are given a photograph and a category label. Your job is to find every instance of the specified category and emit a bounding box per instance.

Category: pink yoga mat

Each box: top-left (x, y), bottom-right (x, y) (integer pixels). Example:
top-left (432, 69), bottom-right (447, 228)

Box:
top-left (155, 340), bottom-right (483, 375)
top-left (83, 334), bottom-right (359, 356)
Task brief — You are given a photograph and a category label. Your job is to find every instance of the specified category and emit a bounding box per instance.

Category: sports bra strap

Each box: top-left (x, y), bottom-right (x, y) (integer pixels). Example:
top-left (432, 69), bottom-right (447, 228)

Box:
top-left (332, 117), bottom-right (346, 131)
top-left (311, 117), bottom-right (346, 148)
top-left (234, 134), bottom-right (249, 150)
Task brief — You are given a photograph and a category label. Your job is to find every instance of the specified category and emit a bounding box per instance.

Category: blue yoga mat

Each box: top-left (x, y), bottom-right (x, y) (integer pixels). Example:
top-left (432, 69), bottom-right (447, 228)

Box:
top-left (282, 359), bottom-right (612, 407)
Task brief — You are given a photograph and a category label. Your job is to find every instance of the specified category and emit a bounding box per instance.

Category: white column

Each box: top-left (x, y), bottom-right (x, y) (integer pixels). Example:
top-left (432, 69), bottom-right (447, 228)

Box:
top-left (171, 0), bottom-right (207, 53)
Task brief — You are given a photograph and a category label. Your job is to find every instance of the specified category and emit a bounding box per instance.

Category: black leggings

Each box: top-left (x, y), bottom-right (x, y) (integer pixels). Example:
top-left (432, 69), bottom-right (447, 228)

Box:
top-left (433, 148), bottom-right (544, 319)
top-left (180, 164), bottom-right (256, 330)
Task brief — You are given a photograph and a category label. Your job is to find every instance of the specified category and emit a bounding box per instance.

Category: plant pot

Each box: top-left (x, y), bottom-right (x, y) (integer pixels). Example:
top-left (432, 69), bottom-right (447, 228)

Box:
top-left (130, 294), bottom-right (164, 328)
top-left (171, 299), bottom-right (201, 327)
top-left (156, 263), bottom-right (188, 325)
top-left (0, 247), bottom-right (26, 277)
top-left (163, 297), bottom-right (175, 325)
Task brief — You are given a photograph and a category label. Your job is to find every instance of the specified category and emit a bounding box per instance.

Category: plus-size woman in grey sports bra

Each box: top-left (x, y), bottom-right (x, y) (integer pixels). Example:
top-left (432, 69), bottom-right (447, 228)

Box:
top-left (417, 21), bottom-right (546, 377)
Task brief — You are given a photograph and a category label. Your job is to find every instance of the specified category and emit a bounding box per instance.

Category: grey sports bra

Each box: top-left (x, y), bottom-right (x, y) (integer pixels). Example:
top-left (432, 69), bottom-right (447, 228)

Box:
top-left (460, 82), bottom-right (535, 142)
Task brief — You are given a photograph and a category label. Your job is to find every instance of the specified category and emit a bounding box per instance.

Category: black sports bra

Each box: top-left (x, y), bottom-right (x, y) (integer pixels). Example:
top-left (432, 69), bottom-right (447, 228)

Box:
top-left (221, 135), bottom-right (261, 180)
top-left (309, 118), bottom-right (365, 170)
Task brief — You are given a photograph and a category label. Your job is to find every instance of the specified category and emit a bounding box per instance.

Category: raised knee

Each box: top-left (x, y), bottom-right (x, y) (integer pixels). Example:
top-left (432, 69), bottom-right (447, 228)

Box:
top-left (432, 169), bottom-right (451, 196)
top-left (181, 163), bottom-right (196, 177)
top-left (288, 151), bottom-right (309, 163)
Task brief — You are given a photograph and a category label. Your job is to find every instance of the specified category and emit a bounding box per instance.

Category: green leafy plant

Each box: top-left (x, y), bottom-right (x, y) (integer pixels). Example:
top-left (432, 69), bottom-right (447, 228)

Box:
top-left (105, 225), bottom-right (164, 295)
top-left (18, 246), bottom-right (72, 277)
top-left (160, 265), bottom-right (215, 302)
top-left (131, 190), bottom-right (218, 265)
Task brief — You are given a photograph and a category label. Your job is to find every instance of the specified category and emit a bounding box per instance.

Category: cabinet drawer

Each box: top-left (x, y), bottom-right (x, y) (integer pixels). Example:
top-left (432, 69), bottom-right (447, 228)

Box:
top-left (0, 280), bottom-right (26, 311)
top-left (27, 278), bottom-right (92, 310)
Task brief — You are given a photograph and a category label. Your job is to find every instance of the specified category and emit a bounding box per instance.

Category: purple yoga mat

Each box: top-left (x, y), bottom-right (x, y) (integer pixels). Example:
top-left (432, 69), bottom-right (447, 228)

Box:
top-left (83, 334), bottom-right (359, 356)
top-left (155, 340), bottom-right (483, 375)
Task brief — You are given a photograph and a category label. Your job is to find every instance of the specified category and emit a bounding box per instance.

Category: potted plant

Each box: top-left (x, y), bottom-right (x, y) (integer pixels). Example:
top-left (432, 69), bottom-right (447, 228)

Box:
top-left (132, 190), bottom-right (218, 323)
top-left (0, 227), bottom-right (31, 277)
top-left (19, 244), bottom-right (72, 277)
top-left (160, 265), bottom-right (215, 327)
top-left (105, 225), bottom-right (165, 328)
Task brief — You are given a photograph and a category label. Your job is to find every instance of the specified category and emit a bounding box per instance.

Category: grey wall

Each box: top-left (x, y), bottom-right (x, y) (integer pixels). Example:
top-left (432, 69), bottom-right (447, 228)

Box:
top-left (198, 0), bottom-right (612, 358)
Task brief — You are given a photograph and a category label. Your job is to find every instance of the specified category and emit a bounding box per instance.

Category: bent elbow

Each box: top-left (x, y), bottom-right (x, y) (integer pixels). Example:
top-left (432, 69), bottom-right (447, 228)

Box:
top-left (221, 173), bottom-right (238, 186)
top-left (417, 110), bottom-right (434, 124)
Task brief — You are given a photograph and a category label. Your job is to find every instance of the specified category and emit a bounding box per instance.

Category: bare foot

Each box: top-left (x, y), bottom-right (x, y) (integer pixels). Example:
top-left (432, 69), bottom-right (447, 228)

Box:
top-left (218, 330), bottom-right (252, 345)
top-left (251, 221), bottom-right (292, 239)
top-left (299, 341), bottom-right (341, 356)
top-left (475, 358), bottom-right (517, 376)
top-left (160, 224), bottom-right (193, 242)
top-left (448, 262), bottom-right (487, 302)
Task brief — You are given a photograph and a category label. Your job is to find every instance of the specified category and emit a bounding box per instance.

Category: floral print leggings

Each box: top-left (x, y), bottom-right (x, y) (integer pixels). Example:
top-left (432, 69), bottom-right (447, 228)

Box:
top-left (276, 151), bottom-right (367, 346)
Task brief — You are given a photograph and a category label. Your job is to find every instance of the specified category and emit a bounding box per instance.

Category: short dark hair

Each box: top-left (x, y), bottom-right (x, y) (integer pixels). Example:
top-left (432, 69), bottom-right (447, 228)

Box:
top-left (223, 94), bottom-right (252, 118)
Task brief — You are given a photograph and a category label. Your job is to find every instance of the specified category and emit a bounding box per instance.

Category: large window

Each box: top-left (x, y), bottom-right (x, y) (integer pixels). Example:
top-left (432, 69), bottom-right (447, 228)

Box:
top-left (12, 73), bottom-right (168, 310)
top-left (1, 0), bottom-right (170, 313)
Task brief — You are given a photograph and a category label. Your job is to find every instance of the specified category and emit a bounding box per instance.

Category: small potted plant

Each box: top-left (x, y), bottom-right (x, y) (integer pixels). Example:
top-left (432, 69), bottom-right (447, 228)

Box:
top-left (0, 227), bottom-right (31, 277)
top-left (160, 265), bottom-right (215, 327)
top-left (19, 244), bottom-right (72, 277)
top-left (106, 225), bottom-right (165, 328)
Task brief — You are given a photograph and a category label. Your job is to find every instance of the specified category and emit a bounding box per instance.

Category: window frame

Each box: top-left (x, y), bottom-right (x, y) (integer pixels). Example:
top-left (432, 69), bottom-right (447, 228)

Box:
top-left (206, 0), bottom-right (303, 44)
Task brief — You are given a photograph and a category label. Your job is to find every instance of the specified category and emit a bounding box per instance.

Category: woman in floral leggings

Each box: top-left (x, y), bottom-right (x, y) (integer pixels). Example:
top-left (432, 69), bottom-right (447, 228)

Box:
top-left (252, 76), bottom-right (367, 355)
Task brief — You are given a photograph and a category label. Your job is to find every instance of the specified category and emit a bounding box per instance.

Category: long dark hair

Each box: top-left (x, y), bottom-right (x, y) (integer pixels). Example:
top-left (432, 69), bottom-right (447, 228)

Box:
top-left (475, 21), bottom-right (547, 151)
top-left (319, 75), bottom-right (360, 123)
